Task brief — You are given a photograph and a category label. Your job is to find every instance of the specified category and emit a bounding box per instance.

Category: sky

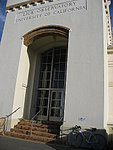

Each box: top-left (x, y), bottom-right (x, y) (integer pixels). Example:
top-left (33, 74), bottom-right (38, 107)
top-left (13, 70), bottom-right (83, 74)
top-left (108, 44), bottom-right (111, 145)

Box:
top-left (0, 0), bottom-right (7, 42)
top-left (110, 0), bottom-right (113, 27)
top-left (0, 0), bottom-right (113, 42)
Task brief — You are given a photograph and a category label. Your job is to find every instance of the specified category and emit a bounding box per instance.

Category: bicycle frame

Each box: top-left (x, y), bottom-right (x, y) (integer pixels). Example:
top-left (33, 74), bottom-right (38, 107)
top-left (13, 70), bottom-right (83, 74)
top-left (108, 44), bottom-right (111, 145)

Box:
top-left (69, 125), bottom-right (106, 149)
top-left (79, 130), bottom-right (98, 144)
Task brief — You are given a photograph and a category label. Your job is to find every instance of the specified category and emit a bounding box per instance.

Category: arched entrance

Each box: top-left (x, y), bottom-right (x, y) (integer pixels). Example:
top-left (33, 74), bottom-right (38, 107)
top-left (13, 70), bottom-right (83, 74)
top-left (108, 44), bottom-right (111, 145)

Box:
top-left (23, 26), bottom-right (69, 122)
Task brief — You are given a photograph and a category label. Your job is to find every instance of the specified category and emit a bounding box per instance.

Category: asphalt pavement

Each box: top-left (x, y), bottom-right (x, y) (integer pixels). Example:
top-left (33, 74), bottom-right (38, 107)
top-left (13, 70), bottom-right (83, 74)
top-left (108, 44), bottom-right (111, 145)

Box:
top-left (0, 136), bottom-right (89, 150)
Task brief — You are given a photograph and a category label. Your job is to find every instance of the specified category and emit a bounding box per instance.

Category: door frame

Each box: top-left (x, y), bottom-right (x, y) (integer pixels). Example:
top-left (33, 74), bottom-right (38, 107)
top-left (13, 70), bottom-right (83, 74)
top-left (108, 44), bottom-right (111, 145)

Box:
top-left (23, 25), bottom-right (69, 120)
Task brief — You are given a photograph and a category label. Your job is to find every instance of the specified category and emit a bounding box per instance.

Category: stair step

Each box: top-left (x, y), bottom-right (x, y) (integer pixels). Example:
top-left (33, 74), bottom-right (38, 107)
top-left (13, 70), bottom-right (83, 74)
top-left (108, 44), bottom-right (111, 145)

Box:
top-left (5, 119), bottom-right (62, 145)
top-left (5, 132), bottom-right (63, 144)
top-left (14, 124), bottom-right (59, 134)
top-left (0, 132), bottom-right (4, 135)
top-left (15, 125), bottom-right (49, 132)
top-left (19, 118), bottom-right (37, 123)
top-left (18, 120), bottom-right (60, 129)
top-left (18, 121), bottom-right (49, 128)
top-left (10, 128), bottom-right (57, 138)
top-left (19, 119), bottom-right (61, 126)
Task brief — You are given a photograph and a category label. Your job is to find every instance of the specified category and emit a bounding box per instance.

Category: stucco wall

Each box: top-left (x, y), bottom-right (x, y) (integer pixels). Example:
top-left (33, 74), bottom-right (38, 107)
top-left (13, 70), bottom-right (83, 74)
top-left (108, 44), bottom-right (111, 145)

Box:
top-left (0, 0), bottom-right (107, 128)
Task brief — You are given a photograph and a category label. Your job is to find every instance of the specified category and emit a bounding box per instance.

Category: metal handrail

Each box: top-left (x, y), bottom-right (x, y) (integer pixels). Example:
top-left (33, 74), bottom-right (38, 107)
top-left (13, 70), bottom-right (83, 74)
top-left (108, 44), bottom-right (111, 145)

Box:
top-left (30, 110), bottom-right (42, 136)
top-left (31, 110), bottom-right (41, 120)
top-left (2, 107), bottom-right (21, 132)
top-left (6, 107), bottom-right (21, 118)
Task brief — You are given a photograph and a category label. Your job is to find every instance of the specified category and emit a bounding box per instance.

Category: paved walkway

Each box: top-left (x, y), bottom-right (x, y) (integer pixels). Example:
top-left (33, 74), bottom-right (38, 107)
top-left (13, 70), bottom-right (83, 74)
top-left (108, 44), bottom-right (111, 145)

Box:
top-left (0, 136), bottom-right (89, 150)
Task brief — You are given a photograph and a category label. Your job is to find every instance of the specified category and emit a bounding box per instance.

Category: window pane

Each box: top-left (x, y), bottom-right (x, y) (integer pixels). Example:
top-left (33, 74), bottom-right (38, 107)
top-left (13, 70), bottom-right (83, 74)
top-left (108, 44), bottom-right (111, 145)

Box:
top-left (39, 107), bottom-right (47, 116)
top-left (47, 72), bottom-right (50, 80)
top-left (58, 81), bottom-right (64, 88)
top-left (54, 64), bottom-right (59, 71)
top-left (47, 64), bottom-right (51, 71)
top-left (38, 90), bottom-right (49, 98)
top-left (60, 63), bottom-right (65, 71)
top-left (51, 109), bottom-right (60, 117)
top-left (52, 92), bottom-right (56, 99)
top-left (55, 72), bottom-right (59, 79)
top-left (54, 55), bottom-right (60, 63)
top-left (44, 90), bottom-right (49, 97)
top-left (60, 55), bottom-right (66, 62)
top-left (40, 99), bottom-right (48, 106)
top-left (53, 81), bottom-right (58, 88)
top-left (43, 56), bottom-right (47, 63)
top-left (47, 56), bottom-right (52, 63)
top-left (51, 100), bottom-right (61, 107)
top-left (52, 92), bottom-right (62, 100)
top-left (59, 72), bottom-right (65, 79)
top-left (39, 81), bottom-right (50, 88)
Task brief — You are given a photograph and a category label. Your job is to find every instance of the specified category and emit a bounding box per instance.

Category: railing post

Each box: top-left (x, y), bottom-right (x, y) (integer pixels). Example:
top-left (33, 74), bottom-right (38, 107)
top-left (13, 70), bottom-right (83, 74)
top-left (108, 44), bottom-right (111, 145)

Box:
top-left (5, 117), bottom-right (8, 132)
top-left (30, 110), bottom-right (42, 136)
top-left (40, 110), bottom-right (42, 125)
top-left (30, 120), bottom-right (33, 136)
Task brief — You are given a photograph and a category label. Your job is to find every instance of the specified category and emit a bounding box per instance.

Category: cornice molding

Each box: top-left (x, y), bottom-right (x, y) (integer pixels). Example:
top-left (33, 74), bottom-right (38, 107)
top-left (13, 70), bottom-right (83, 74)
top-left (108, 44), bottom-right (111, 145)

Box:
top-left (6, 0), bottom-right (48, 11)
top-left (107, 45), bottom-right (113, 54)
top-left (108, 45), bottom-right (113, 49)
top-left (104, 0), bottom-right (112, 45)
top-left (6, 0), bottom-right (110, 11)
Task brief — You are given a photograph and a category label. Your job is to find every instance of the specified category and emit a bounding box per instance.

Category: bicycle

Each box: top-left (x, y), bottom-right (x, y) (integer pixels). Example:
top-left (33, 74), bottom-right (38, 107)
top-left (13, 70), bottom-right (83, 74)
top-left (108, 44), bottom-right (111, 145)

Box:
top-left (67, 125), bottom-right (107, 150)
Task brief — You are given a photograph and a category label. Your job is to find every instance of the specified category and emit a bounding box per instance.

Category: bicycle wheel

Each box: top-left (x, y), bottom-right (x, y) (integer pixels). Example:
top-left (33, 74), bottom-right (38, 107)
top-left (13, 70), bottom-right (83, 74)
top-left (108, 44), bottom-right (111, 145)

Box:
top-left (91, 134), bottom-right (106, 150)
top-left (73, 133), bottom-right (83, 148)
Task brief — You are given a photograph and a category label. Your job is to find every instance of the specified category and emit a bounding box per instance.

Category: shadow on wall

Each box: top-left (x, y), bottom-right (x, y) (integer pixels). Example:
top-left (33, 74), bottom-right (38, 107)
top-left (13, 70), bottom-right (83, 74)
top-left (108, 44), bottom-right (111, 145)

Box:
top-left (23, 47), bottom-right (38, 120)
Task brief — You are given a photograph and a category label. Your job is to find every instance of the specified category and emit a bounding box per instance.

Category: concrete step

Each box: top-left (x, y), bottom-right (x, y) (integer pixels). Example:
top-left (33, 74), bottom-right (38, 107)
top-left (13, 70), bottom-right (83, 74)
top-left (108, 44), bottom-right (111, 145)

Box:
top-left (5, 131), bottom-right (64, 144)
top-left (19, 118), bottom-right (36, 122)
top-left (10, 128), bottom-right (57, 138)
top-left (17, 119), bottom-right (60, 134)
top-left (18, 120), bottom-right (60, 129)
top-left (15, 124), bottom-right (49, 133)
top-left (0, 132), bottom-right (4, 135)
top-left (18, 119), bottom-right (61, 126)
top-left (5, 119), bottom-right (63, 145)
top-left (14, 124), bottom-right (59, 134)
top-left (18, 121), bottom-right (50, 128)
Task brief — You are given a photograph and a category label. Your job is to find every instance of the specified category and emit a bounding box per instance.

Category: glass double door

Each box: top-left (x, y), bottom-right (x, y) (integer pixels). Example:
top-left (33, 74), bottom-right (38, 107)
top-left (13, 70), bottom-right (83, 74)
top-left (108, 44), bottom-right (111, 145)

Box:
top-left (37, 47), bottom-right (67, 121)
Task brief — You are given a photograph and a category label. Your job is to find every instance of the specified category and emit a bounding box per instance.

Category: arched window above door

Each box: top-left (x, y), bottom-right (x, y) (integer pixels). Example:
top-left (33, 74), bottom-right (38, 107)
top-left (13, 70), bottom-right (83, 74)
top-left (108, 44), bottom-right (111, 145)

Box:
top-left (23, 25), bottom-right (69, 47)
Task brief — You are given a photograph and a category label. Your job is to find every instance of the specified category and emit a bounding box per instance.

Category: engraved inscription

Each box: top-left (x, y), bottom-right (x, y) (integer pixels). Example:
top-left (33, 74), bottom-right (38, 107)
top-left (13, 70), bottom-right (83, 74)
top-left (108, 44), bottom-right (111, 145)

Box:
top-left (15, 0), bottom-right (87, 23)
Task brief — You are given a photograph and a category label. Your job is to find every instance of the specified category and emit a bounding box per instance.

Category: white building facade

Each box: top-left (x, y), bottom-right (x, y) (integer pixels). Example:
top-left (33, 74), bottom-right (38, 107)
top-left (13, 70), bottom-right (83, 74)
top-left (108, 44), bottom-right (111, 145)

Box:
top-left (0, 0), bottom-right (112, 130)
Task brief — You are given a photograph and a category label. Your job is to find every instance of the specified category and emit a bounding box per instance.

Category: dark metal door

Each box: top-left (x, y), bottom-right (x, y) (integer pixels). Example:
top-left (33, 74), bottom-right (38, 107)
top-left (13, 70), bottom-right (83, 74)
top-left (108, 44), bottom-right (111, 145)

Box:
top-left (37, 47), bottom-right (67, 121)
